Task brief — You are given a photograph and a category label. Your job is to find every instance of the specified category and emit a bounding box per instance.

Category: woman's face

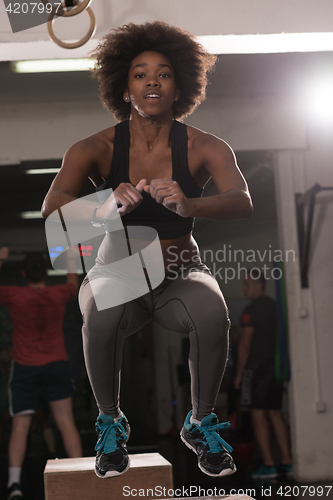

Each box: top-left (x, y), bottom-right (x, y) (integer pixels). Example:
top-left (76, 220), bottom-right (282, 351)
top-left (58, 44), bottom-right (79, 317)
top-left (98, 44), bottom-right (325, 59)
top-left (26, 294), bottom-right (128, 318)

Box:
top-left (124, 51), bottom-right (179, 120)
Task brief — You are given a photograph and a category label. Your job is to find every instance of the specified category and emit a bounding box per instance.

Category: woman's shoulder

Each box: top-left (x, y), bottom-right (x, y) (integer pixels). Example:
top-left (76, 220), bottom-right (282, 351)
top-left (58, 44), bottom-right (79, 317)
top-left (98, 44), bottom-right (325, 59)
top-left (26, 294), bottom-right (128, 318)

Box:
top-left (71, 126), bottom-right (117, 157)
top-left (58, 125), bottom-right (118, 186)
top-left (186, 124), bottom-right (234, 157)
top-left (61, 126), bottom-right (118, 177)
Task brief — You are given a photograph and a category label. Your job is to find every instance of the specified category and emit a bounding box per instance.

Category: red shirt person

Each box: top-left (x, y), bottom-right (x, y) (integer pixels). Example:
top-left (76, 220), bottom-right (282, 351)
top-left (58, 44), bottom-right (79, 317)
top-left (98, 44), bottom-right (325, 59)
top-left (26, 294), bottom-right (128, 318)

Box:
top-left (0, 247), bottom-right (82, 500)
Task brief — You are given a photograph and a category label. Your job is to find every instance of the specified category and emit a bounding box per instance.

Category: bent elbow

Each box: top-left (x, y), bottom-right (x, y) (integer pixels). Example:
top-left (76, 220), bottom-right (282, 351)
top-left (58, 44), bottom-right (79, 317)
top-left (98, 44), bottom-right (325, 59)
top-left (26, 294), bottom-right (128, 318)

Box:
top-left (41, 192), bottom-right (59, 219)
top-left (239, 192), bottom-right (253, 219)
top-left (41, 196), bottom-right (56, 220)
top-left (41, 200), bottom-right (50, 220)
top-left (243, 200), bottom-right (253, 218)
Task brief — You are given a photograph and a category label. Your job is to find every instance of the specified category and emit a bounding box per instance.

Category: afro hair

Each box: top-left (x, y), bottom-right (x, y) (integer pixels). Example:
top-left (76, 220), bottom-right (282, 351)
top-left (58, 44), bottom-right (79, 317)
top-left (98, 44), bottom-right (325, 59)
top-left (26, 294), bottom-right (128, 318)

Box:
top-left (90, 21), bottom-right (217, 121)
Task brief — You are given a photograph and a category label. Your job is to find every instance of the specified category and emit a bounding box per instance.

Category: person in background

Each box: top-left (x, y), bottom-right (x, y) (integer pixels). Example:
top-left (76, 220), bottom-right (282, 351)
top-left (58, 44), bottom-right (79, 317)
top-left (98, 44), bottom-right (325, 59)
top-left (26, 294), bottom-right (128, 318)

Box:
top-left (0, 246), bottom-right (82, 500)
top-left (233, 269), bottom-right (293, 479)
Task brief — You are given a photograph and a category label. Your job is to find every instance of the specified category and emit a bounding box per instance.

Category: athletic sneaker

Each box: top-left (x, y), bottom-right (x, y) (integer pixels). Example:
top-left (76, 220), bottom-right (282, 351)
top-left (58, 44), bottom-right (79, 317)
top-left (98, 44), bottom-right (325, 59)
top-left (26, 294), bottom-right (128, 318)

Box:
top-left (279, 463), bottom-right (293, 478)
top-left (251, 463), bottom-right (279, 479)
top-left (94, 414), bottom-right (131, 478)
top-left (7, 483), bottom-right (23, 500)
top-left (180, 410), bottom-right (236, 477)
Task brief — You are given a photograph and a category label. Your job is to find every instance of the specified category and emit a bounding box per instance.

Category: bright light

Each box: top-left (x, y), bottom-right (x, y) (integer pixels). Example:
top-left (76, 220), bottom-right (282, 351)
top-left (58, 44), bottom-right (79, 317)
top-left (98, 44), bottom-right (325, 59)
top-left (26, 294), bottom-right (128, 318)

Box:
top-left (307, 81), bottom-right (333, 124)
top-left (4, 32), bottom-right (333, 67)
top-left (48, 269), bottom-right (77, 276)
top-left (197, 32), bottom-right (333, 55)
top-left (10, 58), bottom-right (95, 73)
top-left (48, 270), bottom-right (68, 275)
top-left (25, 168), bottom-right (60, 174)
top-left (20, 211), bottom-right (42, 219)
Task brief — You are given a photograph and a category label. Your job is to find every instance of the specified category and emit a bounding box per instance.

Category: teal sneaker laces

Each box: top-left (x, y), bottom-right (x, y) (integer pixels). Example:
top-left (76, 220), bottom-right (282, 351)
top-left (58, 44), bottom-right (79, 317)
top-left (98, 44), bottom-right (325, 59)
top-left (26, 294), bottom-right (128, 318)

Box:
top-left (95, 419), bottom-right (127, 454)
top-left (199, 421), bottom-right (233, 454)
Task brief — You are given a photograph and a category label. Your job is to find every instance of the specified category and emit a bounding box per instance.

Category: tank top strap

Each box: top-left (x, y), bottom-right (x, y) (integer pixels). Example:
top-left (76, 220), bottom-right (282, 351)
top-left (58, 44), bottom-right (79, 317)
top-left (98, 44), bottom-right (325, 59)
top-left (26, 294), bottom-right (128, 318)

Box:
top-left (171, 120), bottom-right (202, 197)
top-left (171, 120), bottom-right (188, 180)
top-left (113, 120), bottom-right (130, 182)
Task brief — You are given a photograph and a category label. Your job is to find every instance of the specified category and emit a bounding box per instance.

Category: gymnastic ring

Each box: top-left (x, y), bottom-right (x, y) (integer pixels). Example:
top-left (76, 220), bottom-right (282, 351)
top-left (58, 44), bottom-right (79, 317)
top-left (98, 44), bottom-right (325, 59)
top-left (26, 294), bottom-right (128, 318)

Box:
top-left (40, 0), bottom-right (92, 18)
top-left (47, 6), bottom-right (96, 49)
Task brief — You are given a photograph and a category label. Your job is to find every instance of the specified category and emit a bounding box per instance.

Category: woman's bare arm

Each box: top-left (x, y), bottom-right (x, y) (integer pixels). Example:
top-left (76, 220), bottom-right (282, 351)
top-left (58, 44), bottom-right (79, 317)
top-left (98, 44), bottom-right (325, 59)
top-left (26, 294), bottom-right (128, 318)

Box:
top-left (189, 131), bottom-right (252, 220)
top-left (144, 130), bottom-right (253, 221)
top-left (42, 137), bottom-right (147, 223)
top-left (41, 140), bottom-right (101, 220)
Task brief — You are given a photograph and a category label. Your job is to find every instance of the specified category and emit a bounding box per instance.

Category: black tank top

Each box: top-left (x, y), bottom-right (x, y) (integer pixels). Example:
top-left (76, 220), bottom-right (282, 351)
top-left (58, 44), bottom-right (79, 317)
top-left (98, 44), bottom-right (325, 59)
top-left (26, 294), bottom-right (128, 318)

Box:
top-left (96, 120), bottom-right (204, 240)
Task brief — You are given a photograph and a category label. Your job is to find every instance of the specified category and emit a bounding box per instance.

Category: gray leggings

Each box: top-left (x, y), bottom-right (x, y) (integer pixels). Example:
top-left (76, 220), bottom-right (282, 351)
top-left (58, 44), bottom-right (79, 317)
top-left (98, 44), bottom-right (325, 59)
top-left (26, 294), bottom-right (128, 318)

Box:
top-left (79, 259), bottom-right (230, 421)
